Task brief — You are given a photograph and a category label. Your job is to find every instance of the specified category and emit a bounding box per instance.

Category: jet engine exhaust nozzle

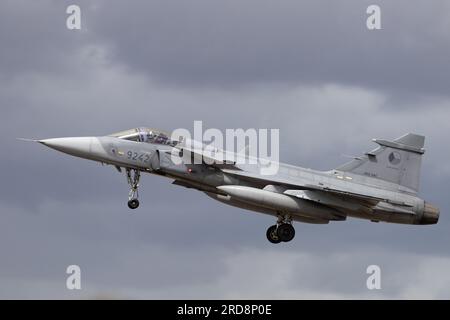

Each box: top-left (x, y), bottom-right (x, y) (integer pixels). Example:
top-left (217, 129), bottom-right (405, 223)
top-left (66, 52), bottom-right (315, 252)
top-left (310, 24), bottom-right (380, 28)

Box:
top-left (419, 202), bottom-right (440, 225)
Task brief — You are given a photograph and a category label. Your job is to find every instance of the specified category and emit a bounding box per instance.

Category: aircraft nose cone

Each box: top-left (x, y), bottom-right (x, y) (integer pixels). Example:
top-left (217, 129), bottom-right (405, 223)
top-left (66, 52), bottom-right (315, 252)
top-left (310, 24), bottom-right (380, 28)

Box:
top-left (39, 137), bottom-right (93, 158)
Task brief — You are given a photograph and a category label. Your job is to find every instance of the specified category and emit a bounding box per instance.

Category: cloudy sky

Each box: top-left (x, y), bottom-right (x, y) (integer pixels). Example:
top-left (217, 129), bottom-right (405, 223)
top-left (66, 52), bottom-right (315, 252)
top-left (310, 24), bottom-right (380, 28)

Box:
top-left (1, 0), bottom-right (450, 299)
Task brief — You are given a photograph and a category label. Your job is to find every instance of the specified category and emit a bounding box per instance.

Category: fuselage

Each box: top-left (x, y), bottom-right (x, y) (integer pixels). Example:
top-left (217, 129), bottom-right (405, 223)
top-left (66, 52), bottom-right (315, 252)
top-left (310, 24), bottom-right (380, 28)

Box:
top-left (38, 134), bottom-right (439, 226)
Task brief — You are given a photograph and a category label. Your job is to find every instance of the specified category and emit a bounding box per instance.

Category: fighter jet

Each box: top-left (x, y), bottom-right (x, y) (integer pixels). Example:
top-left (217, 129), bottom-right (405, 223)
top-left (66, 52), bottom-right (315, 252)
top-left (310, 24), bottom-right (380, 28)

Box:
top-left (25, 128), bottom-right (439, 243)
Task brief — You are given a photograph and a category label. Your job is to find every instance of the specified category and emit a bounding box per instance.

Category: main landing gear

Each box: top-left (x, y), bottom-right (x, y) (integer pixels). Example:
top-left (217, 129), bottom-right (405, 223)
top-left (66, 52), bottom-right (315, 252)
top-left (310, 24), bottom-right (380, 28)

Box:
top-left (126, 168), bottom-right (140, 209)
top-left (266, 215), bottom-right (295, 243)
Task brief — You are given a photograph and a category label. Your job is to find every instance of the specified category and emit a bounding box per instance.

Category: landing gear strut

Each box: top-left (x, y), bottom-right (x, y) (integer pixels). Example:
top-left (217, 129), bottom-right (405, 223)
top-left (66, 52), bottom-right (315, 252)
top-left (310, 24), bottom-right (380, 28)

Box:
top-left (126, 168), bottom-right (140, 209)
top-left (266, 215), bottom-right (295, 243)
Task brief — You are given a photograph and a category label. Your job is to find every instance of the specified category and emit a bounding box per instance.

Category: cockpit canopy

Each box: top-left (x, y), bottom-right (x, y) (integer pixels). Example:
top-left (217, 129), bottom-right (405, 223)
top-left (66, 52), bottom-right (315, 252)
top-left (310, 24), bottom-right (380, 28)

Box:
top-left (109, 127), bottom-right (179, 147)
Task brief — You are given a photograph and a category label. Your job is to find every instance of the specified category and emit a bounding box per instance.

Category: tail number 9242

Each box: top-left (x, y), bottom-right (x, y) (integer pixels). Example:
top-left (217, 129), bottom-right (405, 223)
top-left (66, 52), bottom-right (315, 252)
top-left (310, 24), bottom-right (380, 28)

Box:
top-left (127, 151), bottom-right (151, 163)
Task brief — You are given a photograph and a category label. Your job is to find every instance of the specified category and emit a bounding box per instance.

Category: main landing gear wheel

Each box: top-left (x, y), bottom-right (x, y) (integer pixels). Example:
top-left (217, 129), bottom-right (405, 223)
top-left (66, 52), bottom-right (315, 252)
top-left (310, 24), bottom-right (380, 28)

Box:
top-left (277, 223), bottom-right (295, 242)
top-left (126, 168), bottom-right (141, 210)
top-left (266, 216), bottom-right (296, 243)
top-left (266, 225), bottom-right (281, 244)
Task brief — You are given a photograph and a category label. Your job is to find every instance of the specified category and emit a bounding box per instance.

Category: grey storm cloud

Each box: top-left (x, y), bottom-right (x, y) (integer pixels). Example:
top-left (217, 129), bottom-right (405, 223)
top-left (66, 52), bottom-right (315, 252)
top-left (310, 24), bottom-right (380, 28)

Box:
top-left (84, 0), bottom-right (450, 96)
top-left (0, 1), bottom-right (93, 79)
top-left (1, 0), bottom-right (450, 299)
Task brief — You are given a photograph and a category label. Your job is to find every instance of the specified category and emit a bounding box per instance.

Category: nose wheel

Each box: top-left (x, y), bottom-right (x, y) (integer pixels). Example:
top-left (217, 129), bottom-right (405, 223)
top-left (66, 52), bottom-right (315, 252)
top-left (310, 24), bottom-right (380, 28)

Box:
top-left (126, 168), bottom-right (141, 210)
top-left (128, 198), bottom-right (140, 209)
top-left (266, 215), bottom-right (295, 243)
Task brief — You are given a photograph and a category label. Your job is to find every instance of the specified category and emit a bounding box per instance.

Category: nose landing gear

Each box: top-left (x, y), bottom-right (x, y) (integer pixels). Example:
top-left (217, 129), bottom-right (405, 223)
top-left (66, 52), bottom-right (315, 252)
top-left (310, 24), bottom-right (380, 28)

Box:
top-left (126, 168), bottom-right (140, 209)
top-left (266, 215), bottom-right (295, 243)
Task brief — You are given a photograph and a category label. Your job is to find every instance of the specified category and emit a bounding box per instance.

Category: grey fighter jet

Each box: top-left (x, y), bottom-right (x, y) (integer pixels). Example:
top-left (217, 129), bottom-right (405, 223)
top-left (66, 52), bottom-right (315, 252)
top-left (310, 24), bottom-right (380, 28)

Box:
top-left (26, 128), bottom-right (439, 243)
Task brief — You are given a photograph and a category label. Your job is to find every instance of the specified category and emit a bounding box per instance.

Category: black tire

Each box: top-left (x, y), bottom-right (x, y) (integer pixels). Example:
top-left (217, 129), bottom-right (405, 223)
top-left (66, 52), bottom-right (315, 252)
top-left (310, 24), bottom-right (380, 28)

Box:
top-left (128, 199), bottom-right (140, 209)
top-left (277, 223), bottom-right (295, 242)
top-left (266, 225), bottom-right (281, 244)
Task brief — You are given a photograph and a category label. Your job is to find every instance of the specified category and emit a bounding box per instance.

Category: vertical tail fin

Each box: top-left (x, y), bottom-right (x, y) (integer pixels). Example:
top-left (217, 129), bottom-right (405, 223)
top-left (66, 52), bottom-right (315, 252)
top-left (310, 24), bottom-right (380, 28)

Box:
top-left (336, 133), bottom-right (425, 193)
